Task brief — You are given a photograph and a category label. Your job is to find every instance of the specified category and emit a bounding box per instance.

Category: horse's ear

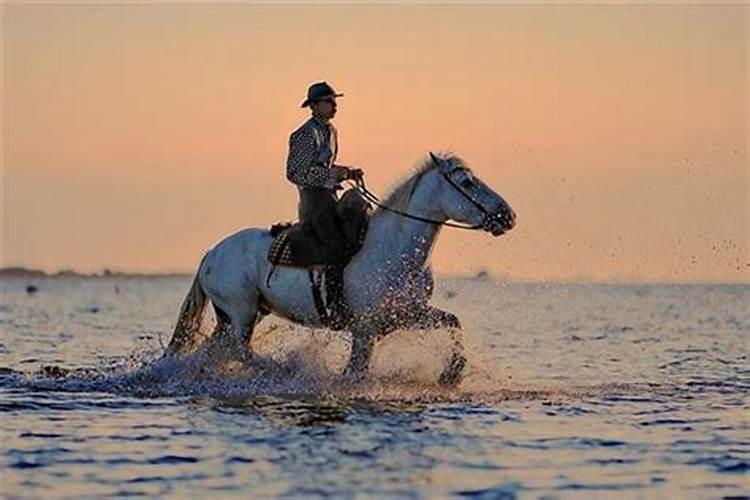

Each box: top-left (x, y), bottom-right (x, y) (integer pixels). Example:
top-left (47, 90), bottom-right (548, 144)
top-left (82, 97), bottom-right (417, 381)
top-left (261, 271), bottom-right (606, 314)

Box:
top-left (429, 151), bottom-right (441, 166)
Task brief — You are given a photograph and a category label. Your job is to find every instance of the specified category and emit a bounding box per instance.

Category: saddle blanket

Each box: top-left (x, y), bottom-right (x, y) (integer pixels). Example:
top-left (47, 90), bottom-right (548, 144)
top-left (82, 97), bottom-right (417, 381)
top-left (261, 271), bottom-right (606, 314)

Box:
top-left (267, 223), bottom-right (297, 267)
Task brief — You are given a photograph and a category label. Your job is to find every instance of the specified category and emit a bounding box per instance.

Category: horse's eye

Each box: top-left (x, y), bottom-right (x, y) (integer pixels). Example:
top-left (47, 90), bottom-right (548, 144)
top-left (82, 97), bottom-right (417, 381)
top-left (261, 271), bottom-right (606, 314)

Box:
top-left (460, 178), bottom-right (474, 188)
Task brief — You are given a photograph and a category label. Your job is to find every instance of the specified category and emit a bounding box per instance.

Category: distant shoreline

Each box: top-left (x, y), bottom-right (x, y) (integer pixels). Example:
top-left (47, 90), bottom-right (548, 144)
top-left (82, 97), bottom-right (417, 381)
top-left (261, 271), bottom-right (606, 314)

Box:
top-left (0, 266), bottom-right (746, 286)
top-left (0, 267), bottom-right (191, 279)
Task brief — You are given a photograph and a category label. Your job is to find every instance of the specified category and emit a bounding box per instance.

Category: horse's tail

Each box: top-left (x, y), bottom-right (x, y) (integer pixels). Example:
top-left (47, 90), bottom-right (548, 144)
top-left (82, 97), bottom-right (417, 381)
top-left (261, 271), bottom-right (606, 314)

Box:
top-left (164, 255), bottom-right (208, 356)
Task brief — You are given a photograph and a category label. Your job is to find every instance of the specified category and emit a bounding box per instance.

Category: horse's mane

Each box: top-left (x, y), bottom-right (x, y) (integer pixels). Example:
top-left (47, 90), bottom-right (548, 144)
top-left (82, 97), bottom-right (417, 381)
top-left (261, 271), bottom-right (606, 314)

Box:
top-left (378, 152), bottom-right (467, 213)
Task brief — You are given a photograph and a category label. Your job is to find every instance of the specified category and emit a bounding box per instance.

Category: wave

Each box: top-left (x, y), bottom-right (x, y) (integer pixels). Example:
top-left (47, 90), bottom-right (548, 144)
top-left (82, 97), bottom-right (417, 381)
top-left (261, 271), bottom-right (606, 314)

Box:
top-left (0, 323), bottom-right (644, 405)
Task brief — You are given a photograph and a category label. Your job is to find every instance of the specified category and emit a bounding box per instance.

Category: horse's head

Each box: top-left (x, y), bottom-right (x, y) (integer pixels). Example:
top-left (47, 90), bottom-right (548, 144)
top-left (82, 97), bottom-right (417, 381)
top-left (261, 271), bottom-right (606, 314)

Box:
top-left (428, 152), bottom-right (516, 236)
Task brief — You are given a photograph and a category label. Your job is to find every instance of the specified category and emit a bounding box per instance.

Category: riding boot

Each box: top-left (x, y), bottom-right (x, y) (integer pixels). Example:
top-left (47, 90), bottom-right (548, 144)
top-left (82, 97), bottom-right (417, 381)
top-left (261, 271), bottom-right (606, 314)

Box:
top-left (325, 263), bottom-right (350, 330)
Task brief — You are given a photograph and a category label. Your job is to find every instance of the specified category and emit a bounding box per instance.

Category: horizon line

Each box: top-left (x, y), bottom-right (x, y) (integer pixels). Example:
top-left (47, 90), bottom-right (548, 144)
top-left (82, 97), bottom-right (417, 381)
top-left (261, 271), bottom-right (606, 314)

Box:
top-left (1, 265), bottom-right (747, 286)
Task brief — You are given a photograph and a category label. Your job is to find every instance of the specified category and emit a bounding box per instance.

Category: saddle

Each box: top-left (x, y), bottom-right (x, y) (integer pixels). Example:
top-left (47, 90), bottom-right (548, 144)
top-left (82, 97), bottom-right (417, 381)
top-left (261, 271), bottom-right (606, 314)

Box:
top-left (267, 189), bottom-right (370, 268)
top-left (266, 189), bottom-right (371, 330)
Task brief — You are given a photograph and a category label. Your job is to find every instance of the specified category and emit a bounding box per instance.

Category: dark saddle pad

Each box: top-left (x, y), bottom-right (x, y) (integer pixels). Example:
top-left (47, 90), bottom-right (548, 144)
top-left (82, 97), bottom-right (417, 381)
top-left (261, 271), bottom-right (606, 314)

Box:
top-left (267, 222), bottom-right (318, 267)
top-left (267, 189), bottom-right (370, 268)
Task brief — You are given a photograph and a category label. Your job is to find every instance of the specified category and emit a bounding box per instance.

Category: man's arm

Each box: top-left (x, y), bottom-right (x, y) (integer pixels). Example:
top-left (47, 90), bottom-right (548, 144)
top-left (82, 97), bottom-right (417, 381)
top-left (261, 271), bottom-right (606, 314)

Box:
top-left (286, 126), bottom-right (332, 188)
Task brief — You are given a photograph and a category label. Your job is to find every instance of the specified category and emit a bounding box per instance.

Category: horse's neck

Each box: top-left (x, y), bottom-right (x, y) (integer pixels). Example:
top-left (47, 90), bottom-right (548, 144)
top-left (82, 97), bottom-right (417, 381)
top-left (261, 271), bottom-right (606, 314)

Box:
top-left (357, 173), bottom-right (445, 277)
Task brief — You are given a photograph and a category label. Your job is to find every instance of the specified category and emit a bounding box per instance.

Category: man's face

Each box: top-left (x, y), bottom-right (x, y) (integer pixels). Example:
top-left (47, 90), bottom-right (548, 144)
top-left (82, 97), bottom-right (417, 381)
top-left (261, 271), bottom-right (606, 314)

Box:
top-left (311, 98), bottom-right (337, 120)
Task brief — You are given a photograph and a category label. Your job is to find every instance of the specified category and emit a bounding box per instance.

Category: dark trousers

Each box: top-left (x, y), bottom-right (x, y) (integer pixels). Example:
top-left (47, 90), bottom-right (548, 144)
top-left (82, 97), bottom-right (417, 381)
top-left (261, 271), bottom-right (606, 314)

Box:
top-left (298, 187), bottom-right (350, 264)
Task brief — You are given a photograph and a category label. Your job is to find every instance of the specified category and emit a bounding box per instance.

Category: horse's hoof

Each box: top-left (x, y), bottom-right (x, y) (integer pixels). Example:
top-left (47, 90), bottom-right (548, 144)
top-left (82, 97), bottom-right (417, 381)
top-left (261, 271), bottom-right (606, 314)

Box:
top-left (438, 351), bottom-right (466, 387)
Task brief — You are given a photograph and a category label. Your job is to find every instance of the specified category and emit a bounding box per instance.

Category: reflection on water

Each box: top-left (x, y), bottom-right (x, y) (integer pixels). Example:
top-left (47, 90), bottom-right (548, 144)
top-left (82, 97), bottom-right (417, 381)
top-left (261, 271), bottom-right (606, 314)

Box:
top-left (1, 277), bottom-right (748, 497)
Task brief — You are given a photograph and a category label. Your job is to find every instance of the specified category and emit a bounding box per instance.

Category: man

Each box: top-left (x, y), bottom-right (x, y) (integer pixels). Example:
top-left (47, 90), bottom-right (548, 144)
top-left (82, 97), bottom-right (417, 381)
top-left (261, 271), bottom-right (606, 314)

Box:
top-left (286, 81), bottom-right (363, 264)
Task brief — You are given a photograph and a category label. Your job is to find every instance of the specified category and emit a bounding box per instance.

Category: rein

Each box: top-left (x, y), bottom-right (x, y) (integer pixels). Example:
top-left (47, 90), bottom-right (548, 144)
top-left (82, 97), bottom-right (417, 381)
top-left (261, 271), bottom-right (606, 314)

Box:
top-left (351, 169), bottom-right (488, 230)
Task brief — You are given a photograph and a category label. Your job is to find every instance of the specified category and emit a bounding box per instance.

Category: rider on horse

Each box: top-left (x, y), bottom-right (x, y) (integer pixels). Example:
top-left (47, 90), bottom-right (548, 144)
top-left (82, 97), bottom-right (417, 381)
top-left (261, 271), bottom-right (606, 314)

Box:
top-left (286, 81), bottom-right (364, 265)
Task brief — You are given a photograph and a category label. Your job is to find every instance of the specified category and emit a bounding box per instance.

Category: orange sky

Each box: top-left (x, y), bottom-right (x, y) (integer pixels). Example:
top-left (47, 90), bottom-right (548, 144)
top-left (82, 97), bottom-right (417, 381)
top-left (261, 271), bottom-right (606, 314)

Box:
top-left (2, 3), bottom-right (748, 282)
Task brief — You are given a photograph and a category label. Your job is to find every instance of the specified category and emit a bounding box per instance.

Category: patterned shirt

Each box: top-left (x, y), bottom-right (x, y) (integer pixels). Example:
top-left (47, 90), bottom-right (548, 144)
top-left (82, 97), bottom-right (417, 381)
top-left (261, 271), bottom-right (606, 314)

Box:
top-left (286, 116), bottom-right (339, 189)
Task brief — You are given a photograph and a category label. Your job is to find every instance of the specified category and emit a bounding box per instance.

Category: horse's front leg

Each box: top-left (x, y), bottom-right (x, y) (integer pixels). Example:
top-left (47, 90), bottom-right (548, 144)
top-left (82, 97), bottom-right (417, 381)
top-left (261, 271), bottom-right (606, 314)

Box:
top-left (409, 305), bottom-right (466, 387)
top-left (343, 327), bottom-right (376, 381)
top-left (412, 305), bottom-right (461, 330)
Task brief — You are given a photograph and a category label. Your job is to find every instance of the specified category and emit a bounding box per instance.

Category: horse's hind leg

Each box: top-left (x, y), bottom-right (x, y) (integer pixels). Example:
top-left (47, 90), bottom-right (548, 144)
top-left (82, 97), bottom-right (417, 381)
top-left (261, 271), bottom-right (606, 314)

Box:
top-left (230, 303), bottom-right (259, 355)
top-left (204, 298), bottom-right (258, 360)
top-left (212, 303), bottom-right (231, 337)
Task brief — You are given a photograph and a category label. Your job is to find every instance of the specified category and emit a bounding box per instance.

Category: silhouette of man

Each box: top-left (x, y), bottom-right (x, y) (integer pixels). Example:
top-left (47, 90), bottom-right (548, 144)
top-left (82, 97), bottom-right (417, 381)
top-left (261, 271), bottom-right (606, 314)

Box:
top-left (286, 81), bottom-right (362, 264)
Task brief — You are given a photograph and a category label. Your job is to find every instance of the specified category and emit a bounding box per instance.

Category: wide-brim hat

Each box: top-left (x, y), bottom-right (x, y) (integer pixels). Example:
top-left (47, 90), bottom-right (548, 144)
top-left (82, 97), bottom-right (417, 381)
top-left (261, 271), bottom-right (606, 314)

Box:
top-left (301, 81), bottom-right (344, 108)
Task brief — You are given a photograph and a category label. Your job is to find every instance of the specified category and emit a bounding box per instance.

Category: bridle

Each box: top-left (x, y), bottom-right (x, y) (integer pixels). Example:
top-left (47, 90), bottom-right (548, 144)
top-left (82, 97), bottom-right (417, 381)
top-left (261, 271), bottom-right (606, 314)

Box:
top-left (352, 165), bottom-right (501, 231)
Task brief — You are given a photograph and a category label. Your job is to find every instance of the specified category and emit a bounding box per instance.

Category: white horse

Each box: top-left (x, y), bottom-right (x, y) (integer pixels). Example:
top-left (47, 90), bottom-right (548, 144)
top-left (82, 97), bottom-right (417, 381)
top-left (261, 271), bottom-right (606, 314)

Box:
top-left (165, 153), bottom-right (516, 385)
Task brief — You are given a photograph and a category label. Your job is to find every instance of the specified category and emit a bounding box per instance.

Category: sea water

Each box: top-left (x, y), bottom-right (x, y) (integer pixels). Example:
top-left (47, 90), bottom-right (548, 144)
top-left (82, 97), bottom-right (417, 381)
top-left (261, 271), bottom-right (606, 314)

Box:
top-left (1, 276), bottom-right (747, 497)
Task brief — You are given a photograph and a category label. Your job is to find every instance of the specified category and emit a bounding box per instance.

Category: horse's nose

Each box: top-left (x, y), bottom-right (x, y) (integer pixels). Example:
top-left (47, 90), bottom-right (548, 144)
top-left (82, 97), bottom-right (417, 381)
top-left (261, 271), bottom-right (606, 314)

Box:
top-left (501, 208), bottom-right (516, 230)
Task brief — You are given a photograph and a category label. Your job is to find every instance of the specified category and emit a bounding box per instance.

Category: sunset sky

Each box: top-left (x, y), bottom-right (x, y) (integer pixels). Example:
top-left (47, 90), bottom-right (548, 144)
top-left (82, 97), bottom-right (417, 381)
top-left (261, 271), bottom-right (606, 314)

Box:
top-left (2, 3), bottom-right (748, 282)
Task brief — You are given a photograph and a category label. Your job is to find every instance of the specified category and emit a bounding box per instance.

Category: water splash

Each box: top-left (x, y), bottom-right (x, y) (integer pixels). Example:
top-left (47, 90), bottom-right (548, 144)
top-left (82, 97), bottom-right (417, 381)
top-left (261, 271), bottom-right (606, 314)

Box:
top-left (0, 319), bottom-right (643, 405)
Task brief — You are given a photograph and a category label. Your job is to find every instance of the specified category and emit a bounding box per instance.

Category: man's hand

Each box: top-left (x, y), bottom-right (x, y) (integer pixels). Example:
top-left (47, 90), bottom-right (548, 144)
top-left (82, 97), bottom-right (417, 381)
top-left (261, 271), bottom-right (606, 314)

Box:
top-left (348, 167), bottom-right (364, 181)
top-left (330, 166), bottom-right (350, 183)
top-left (331, 165), bottom-right (364, 183)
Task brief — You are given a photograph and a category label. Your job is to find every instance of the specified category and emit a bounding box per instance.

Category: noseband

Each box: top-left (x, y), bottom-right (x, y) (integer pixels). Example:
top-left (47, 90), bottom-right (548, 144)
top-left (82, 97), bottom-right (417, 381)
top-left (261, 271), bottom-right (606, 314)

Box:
top-left (353, 166), bottom-right (500, 231)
